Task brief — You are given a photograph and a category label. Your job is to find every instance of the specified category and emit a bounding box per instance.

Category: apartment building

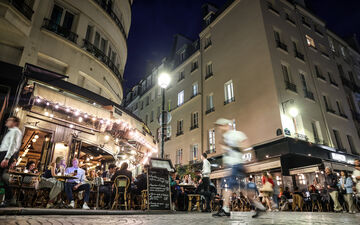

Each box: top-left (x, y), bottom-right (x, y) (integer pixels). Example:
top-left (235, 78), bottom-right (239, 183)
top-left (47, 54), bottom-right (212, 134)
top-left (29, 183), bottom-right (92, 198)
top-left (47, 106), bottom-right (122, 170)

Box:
top-left (125, 0), bottom-right (360, 189)
top-left (0, 0), bottom-right (131, 104)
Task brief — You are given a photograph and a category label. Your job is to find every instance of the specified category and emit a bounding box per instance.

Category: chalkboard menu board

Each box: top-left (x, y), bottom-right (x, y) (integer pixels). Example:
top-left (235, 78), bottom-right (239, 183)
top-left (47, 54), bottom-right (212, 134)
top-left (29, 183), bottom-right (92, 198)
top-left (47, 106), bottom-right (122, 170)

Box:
top-left (147, 169), bottom-right (171, 210)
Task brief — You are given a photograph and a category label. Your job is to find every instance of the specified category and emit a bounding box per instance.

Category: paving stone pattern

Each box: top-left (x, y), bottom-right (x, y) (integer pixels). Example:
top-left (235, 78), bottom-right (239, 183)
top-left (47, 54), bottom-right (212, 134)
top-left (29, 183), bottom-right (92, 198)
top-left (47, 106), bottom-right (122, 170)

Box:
top-left (0, 212), bottom-right (359, 225)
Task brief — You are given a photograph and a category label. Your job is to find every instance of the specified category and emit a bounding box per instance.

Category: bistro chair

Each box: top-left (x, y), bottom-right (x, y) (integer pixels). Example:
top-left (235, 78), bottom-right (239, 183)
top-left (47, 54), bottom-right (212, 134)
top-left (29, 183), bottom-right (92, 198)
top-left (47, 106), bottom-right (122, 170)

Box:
top-left (141, 190), bottom-right (148, 210)
top-left (310, 193), bottom-right (322, 212)
top-left (187, 194), bottom-right (201, 212)
top-left (112, 175), bottom-right (130, 210)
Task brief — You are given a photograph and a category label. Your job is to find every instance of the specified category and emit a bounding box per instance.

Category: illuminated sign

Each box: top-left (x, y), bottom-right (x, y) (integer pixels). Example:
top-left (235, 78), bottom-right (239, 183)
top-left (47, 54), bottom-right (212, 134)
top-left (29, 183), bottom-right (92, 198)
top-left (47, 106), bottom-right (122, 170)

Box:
top-left (331, 153), bottom-right (346, 162)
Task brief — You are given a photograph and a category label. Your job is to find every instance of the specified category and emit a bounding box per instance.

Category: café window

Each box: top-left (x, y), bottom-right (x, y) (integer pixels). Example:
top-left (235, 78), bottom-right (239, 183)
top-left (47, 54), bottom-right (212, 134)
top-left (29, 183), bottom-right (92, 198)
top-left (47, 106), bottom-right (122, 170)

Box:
top-left (208, 128), bottom-right (215, 153)
top-left (176, 149), bottom-right (183, 165)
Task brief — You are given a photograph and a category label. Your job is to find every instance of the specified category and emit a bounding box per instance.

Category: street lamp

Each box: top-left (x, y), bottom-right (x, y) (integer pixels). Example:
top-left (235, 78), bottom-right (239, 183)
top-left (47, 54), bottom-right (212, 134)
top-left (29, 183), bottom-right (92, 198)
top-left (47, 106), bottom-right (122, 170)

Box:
top-left (158, 72), bottom-right (171, 158)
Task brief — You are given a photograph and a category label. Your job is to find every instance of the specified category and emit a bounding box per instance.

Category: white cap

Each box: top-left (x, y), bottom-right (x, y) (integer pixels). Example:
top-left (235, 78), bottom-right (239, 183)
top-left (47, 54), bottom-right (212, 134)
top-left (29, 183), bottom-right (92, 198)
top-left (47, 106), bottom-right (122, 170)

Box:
top-left (214, 118), bottom-right (232, 126)
top-left (223, 130), bottom-right (247, 147)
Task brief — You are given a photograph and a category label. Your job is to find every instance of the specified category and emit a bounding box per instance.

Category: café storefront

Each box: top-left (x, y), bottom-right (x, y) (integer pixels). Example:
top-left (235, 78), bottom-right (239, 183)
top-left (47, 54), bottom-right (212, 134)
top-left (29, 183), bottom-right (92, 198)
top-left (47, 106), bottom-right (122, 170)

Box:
top-left (210, 137), bottom-right (359, 192)
top-left (12, 64), bottom-right (157, 173)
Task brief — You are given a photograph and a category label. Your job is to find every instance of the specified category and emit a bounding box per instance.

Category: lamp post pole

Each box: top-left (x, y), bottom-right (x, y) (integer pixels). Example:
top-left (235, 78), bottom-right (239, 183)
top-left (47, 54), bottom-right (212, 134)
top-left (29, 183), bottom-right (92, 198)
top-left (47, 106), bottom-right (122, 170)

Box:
top-left (161, 88), bottom-right (166, 159)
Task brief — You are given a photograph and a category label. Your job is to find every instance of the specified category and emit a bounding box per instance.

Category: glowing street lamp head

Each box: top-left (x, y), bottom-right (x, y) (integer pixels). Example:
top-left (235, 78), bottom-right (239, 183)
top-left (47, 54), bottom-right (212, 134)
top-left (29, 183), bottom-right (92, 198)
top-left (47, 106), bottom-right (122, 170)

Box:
top-left (289, 107), bottom-right (299, 117)
top-left (158, 72), bottom-right (171, 89)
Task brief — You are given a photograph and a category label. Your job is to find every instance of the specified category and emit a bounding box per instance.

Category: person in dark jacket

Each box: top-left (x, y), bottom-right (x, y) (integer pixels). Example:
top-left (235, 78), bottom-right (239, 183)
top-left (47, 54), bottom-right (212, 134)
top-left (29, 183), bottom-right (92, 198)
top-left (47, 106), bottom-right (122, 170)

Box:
top-left (111, 162), bottom-right (132, 188)
top-left (324, 167), bottom-right (342, 212)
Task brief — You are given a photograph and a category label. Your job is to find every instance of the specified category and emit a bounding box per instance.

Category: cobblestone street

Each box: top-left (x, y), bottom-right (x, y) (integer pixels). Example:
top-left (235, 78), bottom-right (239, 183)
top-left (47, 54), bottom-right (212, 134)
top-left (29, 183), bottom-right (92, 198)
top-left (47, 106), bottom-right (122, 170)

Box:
top-left (0, 212), bottom-right (359, 225)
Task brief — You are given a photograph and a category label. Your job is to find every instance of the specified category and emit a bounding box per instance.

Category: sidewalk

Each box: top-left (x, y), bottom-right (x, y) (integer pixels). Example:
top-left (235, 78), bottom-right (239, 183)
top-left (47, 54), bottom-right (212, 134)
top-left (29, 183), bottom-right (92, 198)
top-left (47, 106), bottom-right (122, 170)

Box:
top-left (0, 207), bottom-right (180, 215)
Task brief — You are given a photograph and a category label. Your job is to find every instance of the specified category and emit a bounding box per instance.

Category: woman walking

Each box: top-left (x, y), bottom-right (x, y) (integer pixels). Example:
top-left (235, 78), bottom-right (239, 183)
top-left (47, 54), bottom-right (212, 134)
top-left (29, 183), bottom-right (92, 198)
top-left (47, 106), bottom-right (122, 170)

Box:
top-left (338, 171), bottom-right (355, 213)
top-left (260, 172), bottom-right (274, 211)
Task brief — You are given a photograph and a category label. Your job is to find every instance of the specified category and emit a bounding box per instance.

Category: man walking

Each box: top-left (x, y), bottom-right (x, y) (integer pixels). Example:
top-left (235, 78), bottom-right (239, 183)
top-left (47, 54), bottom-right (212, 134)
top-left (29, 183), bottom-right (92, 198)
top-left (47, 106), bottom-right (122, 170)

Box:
top-left (201, 152), bottom-right (211, 212)
top-left (0, 116), bottom-right (22, 207)
top-left (324, 167), bottom-right (342, 212)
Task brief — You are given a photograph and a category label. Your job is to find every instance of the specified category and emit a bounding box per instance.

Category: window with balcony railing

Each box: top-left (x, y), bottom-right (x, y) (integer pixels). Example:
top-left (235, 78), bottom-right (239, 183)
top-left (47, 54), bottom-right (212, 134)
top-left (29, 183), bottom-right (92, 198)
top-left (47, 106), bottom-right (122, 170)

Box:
top-left (42, 18), bottom-right (78, 44)
top-left (205, 107), bottom-right (215, 114)
top-left (315, 65), bottom-right (326, 81)
top-left (83, 39), bottom-right (122, 82)
top-left (285, 81), bottom-right (297, 92)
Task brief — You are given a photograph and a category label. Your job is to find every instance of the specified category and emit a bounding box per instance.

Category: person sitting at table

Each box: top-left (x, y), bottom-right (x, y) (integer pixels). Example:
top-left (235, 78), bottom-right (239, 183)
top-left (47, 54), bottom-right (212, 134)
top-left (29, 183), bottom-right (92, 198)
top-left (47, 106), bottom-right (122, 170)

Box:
top-left (181, 174), bottom-right (194, 185)
top-left (38, 156), bottom-right (66, 208)
top-left (111, 162), bottom-right (132, 206)
top-left (64, 158), bottom-right (90, 210)
top-left (99, 164), bottom-right (116, 208)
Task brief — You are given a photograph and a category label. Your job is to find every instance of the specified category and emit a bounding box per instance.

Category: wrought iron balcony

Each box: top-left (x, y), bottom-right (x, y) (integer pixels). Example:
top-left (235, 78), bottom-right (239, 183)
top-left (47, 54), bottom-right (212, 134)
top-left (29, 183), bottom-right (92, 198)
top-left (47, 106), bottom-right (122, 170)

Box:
top-left (42, 19), bottom-right (78, 44)
top-left (205, 107), bottom-right (215, 114)
top-left (190, 92), bottom-right (198, 99)
top-left (276, 40), bottom-right (288, 52)
top-left (191, 65), bottom-right (198, 72)
top-left (330, 79), bottom-right (338, 87)
top-left (92, 0), bottom-right (127, 39)
top-left (205, 72), bottom-right (213, 80)
top-left (285, 14), bottom-right (296, 25)
top-left (285, 81), bottom-right (297, 92)
top-left (267, 2), bottom-right (279, 15)
top-left (316, 71), bottom-right (326, 81)
top-left (326, 107), bottom-right (336, 114)
top-left (190, 124), bottom-right (199, 130)
top-left (295, 50), bottom-right (304, 61)
top-left (83, 39), bottom-right (122, 82)
top-left (341, 76), bottom-right (360, 93)
top-left (7, 0), bottom-right (34, 20)
top-left (224, 97), bottom-right (235, 105)
top-left (304, 89), bottom-right (314, 100)
top-left (321, 51), bottom-right (330, 59)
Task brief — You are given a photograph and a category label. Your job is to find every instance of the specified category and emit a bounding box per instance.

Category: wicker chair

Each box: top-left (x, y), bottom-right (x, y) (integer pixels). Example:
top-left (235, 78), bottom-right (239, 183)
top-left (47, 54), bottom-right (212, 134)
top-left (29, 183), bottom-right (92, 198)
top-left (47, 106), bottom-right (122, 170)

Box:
top-left (112, 175), bottom-right (130, 210)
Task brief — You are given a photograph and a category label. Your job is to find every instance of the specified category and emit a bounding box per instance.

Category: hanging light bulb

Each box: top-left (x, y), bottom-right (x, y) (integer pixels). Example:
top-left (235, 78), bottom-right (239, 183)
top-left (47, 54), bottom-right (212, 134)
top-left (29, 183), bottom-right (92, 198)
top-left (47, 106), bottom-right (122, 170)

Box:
top-left (92, 117), bottom-right (96, 121)
top-left (78, 117), bottom-right (83, 122)
top-left (104, 135), bottom-right (110, 141)
top-left (34, 135), bottom-right (39, 139)
top-left (32, 138), bottom-right (37, 142)
top-left (69, 124), bottom-right (74, 128)
top-left (46, 102), bottom-right (50, 106)
top-left (15, 107), bottom-right (20, 112)
top-left (74, 110), bottom-right (80, 116)
top-left (84, 114), bottom-right (88, 118)
top-left (66, 108), bottom-right (70, 112)
top-left (55, 104), bottom-right (59, 109)
top-left (115, 138), bottom-right (119, 143)
top-left (90, 156), bottom-right (94, 159)
top-left (50, 114), bottom-right (54, 118)
top-left (44, 111), bottom-right (49, 116)
top-left (36, 98), bottom-right (41, 103)
top-left (106, 120), bottom-right (111, 125)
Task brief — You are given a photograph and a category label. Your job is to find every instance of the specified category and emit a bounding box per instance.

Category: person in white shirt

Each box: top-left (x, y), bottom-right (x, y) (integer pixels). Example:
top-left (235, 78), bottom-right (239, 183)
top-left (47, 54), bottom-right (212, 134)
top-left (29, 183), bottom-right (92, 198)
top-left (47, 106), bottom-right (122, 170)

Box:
top-left (0, 116), bottom-right (22, 207)
top-left (201, 152), bottom-right (211, 212)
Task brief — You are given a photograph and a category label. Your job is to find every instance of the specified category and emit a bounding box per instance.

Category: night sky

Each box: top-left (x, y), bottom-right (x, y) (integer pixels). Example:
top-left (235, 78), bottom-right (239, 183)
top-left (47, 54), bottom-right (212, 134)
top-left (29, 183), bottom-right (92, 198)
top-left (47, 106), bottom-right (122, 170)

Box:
top-left (123, 0), bottom-right (360, 93)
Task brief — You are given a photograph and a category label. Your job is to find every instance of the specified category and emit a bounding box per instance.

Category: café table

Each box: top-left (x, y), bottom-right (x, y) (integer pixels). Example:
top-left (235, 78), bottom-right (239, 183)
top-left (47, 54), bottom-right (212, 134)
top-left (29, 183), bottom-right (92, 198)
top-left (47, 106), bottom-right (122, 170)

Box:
top-left (53, 175), bottom-right (77, 181)
top-left (9, 171), bottom-right (39, 205)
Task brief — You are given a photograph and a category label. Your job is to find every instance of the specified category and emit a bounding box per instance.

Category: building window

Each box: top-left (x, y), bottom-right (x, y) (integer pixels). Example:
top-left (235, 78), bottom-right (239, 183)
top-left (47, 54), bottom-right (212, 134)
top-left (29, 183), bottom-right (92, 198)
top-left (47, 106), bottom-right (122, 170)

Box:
top-left (166, 125), bottom-right (172, 138)
top-left (224, 80), bottom-right (234, 104)
top-left (205, 35), bottom-right (212, 48)
top-left (180, 50), bottom-right (186, 62)
top-left (146, 96), bottom-right (150, 106)
top-left (50, 4), bottom-right (75, 31)
top-left (208, 128), bottom-right (215, 153)
top-left (176, 149), bottom-right (183, 165)
top-left (191, 61), bottom-right (198, 72)
top-left (337, 64), bottom-right (345, 77)
top-left (145, 114), bottom-right (148, 125)
top-left (311, 121), bottom-right (320, 143)
top-left (300, 73), bottom-right (308, 90)
top-left (306, 35), bottom-right (315, 48)
top-left (150, 111), bottom-right (154, 122)
top-left (340, 46), bottom-right (346, 57)
top-left (192, 82), bottom-right (198, 97)
top-left (323, 95), bottom-right (334, 112)
top-left (336, 101), bottom-right (346, 117)
top-left (206, 63), bottom-right (213, 76)
top-left (178, 71), bottom-right (185, 82)
top-left (140, 101), bottom-right (144, 110)
top-left (151, 91), bottom-right (155, 102)
top-left (177, 90), bottom-right (184, 106)
top-left (315, 65), bottom-right (325, 80)
top-left (177, 120), bottom-right (183, 135)
top-left (281, 64), bottom-right (291, 82)
top-left (328, 72), bottom-right (337, 86)
top-left (85, 25), bottom-right (93, 41)
top-left (191, 144), bottom-right (198, 161)
top-left (333, 129), bottom-right (343, 150)
top-left (191, 112), bottom-right (199, 129)
top-left (157, 106), bottom-right (161, 118)
top-left (206, 94), bottom-right (214, 112)
top-left (347, 135), bottom-right (356, 155)
top-left (329, 38), bottom-right (336, 52)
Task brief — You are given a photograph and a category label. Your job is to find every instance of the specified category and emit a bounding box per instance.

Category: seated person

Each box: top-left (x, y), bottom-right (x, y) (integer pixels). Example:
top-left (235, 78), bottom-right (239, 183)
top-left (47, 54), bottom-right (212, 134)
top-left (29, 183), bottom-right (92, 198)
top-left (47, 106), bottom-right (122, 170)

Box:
top-left (213, 193), bottom-right (223, 211)
top-left (99, 164), bottom-right (116, 208)
top-left (181, 174), bottom-right (194, 185)
top-left (65, 158), bottom-right (90, 209)
top-left (283, 187), bottom-right (292, 199)
top-left (291, 186), bottom-right (304, 211)
top-left (111, 162), bottom-right (132, 204)
top-left (38, 156), bottom-right (66, 208)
